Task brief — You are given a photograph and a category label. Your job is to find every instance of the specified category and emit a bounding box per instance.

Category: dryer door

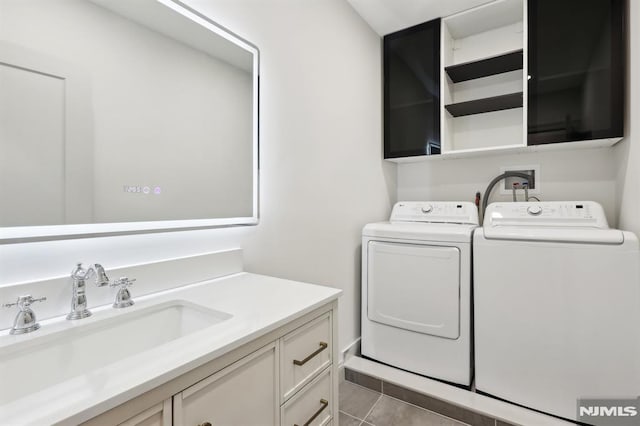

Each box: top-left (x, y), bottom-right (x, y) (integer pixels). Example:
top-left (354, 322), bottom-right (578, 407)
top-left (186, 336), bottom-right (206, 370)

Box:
top-left (367, 241), bottom-right (460, 339)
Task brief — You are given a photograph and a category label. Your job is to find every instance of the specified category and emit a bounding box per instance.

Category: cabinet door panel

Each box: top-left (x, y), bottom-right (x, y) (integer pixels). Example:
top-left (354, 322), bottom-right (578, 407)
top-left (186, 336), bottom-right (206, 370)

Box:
top-left (174, 343), bottom-right (278, 426)
top-left (528, 0), bottom-right (624, 144)
top-left (119, 400), bottom-right (171, 426)
top-left (384, 19), bottom-right (441, 158)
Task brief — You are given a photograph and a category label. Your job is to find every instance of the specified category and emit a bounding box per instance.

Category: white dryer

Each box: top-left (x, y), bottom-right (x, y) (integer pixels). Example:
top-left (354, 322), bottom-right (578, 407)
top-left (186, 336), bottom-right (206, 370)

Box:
top-left (475, 201), bottom-right (640, 422)
top-left (361, 201), bottom-right (478, 386)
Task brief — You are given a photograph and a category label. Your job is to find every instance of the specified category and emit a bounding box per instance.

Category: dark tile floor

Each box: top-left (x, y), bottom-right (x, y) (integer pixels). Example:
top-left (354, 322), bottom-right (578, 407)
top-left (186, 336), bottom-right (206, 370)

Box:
top-left (339, 380), bottom-right (469, 426)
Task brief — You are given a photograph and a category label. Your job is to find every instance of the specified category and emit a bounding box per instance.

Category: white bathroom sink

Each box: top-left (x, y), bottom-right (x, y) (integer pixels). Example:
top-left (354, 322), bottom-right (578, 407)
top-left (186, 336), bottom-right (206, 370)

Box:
top-left (0, 300), bottom-right (231, 405)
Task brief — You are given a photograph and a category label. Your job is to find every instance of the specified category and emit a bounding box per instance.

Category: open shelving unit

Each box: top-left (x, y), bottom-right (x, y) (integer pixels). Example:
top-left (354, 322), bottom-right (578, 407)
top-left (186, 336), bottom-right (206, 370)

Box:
top-left (382, 0), bottom-right (624, 163)
top-left (440, 0), bottom-right (527, 154)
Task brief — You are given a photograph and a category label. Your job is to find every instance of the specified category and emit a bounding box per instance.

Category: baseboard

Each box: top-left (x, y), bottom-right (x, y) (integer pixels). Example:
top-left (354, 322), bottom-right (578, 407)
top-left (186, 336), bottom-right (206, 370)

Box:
top-left (339, 337), bottom-right (361, 367)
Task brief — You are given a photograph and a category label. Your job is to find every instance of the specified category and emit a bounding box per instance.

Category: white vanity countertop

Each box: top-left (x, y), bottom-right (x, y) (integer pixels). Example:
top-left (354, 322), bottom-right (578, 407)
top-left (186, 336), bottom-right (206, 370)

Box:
top-left (0, 272), bottom-right (342, 425)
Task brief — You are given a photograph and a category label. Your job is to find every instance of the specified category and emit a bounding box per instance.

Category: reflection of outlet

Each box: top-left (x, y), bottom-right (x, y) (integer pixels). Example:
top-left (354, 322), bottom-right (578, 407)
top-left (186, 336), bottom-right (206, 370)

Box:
top-left (500, 165), bottom-right (541, 195)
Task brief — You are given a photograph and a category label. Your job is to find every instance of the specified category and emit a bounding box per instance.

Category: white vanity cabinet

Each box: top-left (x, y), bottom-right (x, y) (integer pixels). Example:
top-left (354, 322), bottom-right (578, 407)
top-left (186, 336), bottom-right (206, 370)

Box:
top-left (84, 301), bottom-right (338, 426)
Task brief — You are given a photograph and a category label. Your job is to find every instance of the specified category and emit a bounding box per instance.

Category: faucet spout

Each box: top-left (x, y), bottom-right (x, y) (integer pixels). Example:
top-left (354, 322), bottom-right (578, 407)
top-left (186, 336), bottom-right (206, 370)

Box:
top-left (92, 264), bottom-right (110, 287)
top-left (67, 263), bottom-right (110, 320)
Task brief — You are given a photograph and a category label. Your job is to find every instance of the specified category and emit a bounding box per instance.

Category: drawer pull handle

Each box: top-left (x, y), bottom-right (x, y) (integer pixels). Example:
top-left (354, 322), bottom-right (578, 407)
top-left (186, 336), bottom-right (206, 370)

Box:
top-left (294, 398), bottom-right (329, 426)
top-left (293, 342), bottom-right (328, 366)
top-left (198, 423), bottom-right (212, 426)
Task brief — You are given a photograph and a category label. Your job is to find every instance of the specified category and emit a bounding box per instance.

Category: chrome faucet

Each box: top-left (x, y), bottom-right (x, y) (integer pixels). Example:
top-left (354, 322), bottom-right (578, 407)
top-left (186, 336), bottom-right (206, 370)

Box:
top-left (67, 263), bottom-right (110, 320)
top-left (3, 295), bottom-right (47, 334)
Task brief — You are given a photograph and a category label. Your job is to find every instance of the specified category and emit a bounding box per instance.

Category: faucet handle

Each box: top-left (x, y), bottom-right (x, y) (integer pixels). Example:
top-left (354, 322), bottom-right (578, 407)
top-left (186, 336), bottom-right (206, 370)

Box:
top-left (3, 295), bottom-right (47, 309)
top-left (3, 295), bottom-right (46, 335)
top-left (110, 277), bottom-right (135, 309)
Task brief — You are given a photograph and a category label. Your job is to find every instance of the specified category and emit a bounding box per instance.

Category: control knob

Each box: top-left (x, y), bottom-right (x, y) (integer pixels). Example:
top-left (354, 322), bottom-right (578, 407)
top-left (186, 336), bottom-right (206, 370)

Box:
top-left (421, 205), bottom-right (433, 214)
top-left (527, 205), bottom-right (543, 216)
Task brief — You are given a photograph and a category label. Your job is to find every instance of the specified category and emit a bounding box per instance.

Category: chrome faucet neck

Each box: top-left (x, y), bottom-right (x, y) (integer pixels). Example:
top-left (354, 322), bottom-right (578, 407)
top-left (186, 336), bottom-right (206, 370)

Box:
top-left (71, 263), bottom-right (109, 286)
top-left (67, 262), bottom-right (110, 320)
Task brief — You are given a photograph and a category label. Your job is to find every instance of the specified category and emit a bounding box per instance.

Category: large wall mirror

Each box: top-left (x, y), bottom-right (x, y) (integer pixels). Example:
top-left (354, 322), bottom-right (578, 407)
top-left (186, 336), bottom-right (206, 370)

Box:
top-left (0, 0), bottom-right (259, 242)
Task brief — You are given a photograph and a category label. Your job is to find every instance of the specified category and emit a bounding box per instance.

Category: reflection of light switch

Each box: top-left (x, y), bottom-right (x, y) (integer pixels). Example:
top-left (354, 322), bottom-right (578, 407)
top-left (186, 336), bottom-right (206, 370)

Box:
top-left (123, 185), bottom-right (142, 193)
top-left (122, 184), bottom-right (161, 194)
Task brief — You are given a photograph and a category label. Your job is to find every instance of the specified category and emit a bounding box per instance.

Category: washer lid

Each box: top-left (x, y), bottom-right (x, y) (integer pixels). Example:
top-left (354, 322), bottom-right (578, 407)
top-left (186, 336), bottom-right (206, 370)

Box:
top-left (390, 201), bottom-right (479, 225)
top-left (483, 201), bottom-right (624, 244)
top-left (363, 222), bottom-right (476, 243)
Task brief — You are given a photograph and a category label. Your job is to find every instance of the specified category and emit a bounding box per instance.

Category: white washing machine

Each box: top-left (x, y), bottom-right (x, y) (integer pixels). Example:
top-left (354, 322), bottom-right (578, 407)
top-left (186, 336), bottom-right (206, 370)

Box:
top-left (361, 201), bottom-right (478, 386)
top-left (475, 201), bottom-right (640, 422)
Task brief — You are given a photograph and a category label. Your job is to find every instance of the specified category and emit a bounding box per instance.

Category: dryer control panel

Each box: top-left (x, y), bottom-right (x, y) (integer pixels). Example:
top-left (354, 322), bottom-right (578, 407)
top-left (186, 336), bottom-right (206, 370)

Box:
top-left (485, 201), bottom-right (609, 229)
top-left (391, 201), bottom-right (479, 224)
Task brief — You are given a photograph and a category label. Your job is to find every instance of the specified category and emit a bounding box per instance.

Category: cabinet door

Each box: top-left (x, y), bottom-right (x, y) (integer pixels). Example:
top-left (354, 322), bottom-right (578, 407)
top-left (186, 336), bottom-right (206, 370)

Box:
top-left (384, 19), bottom-right (441, 158)
top-left (174, 343), bottom-right (278, 426)
top-left (528, 0), bottom-right (624, 145)
top-left (118, 400), bottom-right (172, 426)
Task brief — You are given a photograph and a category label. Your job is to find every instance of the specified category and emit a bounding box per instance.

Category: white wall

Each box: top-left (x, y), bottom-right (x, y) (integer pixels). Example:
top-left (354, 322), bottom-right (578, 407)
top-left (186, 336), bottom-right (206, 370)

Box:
top-left (614, 0), bottom-right (639, 235)
top-left (0, 0), bottom-right (395, 354)
top-left (185, 0), bottom-right (396, 353)
top-left (398, 147), bottom-right (619, 225)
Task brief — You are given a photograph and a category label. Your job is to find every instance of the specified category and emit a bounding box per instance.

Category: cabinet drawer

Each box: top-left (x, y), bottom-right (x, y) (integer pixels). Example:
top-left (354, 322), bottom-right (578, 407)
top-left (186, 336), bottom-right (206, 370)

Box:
top-left (173, 343), bottom-right (278, 426)
top-left (281, 368), bottom-right (333, 426)
top-left (281, 312), bottom-right (332, 401)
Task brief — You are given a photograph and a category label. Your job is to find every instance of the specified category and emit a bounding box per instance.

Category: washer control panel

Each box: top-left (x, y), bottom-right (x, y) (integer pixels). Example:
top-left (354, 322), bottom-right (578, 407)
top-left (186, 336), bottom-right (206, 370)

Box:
top-left (486, 201), bottom-right (609, 228)
top-left (391, 201), bottom-right (479, 225)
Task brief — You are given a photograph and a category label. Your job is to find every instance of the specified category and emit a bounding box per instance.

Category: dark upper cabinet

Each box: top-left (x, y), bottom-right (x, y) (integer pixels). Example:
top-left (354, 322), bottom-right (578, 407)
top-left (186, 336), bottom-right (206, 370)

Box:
top-left (384, 19), bottom-right (441, 158)
top-left (528, 0), bottom-right (625, 145)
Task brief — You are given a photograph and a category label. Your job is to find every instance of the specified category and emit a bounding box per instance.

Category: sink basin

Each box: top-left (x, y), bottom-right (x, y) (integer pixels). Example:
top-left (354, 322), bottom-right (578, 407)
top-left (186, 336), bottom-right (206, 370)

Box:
top-left (0, 301), bottom-right (231, 405)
